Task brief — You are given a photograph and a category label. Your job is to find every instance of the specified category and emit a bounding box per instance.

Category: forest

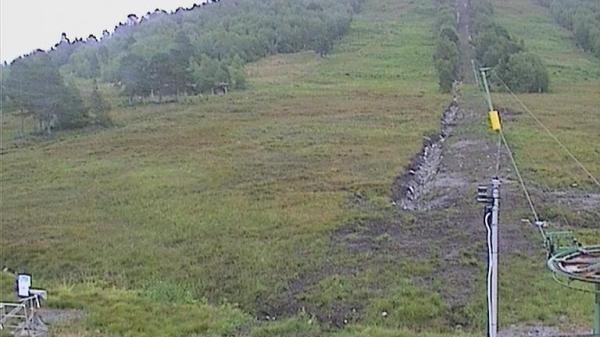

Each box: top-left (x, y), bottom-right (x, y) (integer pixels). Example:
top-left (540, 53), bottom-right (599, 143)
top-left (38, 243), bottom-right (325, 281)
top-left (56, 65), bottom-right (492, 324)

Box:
top-left (538, 0), bottom-right (600, 58)
top-left (1, 0), bottom-right (363, 132)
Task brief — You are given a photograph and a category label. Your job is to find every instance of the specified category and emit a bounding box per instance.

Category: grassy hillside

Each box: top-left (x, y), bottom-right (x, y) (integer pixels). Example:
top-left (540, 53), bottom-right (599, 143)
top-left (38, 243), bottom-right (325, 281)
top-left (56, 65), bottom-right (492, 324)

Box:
top-left (1, 0), bottom-right (599, 336)
top-left (490, 0), bottom-right (600, 192)
top-left (1, 0), bottom-right (455, 335)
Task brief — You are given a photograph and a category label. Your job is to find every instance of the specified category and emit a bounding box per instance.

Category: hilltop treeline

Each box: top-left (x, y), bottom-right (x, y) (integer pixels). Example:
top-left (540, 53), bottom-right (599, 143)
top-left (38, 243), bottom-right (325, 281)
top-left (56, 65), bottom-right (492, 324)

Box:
top-left (433, 0), bottom-right (460, 93)
top-left (2, 0), bottom-right (362, 133)
top-left (471, 0), bottom-right (549, 93)
top-left (539, 0), bottom-right (600, 58)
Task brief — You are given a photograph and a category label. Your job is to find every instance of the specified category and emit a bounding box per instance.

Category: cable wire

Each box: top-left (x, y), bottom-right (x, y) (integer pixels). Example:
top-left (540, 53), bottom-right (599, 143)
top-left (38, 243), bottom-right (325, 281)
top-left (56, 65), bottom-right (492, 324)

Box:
top-left (491, 71), bottom-right (600, 188)
top-left (500, 130), bottom-right (540, 222)
top-left (472, 65), bottom-right (541, 223)
top-left (484, 211), bottom-right (494, 334)
top-left (494, 131), bottom-right (501, 177)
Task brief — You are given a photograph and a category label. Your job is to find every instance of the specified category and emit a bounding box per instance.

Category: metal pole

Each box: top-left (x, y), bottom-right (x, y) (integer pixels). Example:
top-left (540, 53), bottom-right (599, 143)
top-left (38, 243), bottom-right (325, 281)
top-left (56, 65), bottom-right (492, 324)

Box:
top-left (594, 283), bottom-right (600, 335)
top-left (480, 68), bottom-right (494, 112)
top-left (472, 60), bottom-right (481, 88)
top-left (490, 177), bottom-right (500, 337)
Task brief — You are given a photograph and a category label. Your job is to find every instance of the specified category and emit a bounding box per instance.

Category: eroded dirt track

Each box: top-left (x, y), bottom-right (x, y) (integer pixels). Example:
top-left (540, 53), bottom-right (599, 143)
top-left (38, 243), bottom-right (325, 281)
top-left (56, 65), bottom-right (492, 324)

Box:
top-left (256, 96), bottom-right (539, 327)
top-left (389, 97), bottom-right (536, 306)
top-left (391, 101), bottom-right (459, 210)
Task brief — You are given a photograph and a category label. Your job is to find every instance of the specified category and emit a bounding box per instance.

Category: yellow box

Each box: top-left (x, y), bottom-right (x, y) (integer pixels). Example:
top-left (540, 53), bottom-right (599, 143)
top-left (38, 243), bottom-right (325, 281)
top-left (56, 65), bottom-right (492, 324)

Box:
top-left (488, 110), bottom-right (501, 131)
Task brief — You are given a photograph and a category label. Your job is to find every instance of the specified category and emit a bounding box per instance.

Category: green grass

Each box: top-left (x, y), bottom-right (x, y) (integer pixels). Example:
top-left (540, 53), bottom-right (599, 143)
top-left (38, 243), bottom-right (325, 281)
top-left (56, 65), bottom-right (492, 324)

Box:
top-left (465, 0), bottom-right (600, 331)
top-left (0, 0), bottom-right (454, 335)
top-left (452, 0), bottom-right (600, 331)
top-left (1, 0), bottom-right (599, 336)
top-left (488, 0), bottom-right (600, 189)
top-left (493, 0), bottom-right (600, 86)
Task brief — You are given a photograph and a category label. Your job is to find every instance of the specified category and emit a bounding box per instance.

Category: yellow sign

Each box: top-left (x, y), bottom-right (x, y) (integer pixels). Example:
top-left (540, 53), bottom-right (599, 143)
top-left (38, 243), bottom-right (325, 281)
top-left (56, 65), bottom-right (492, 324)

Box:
top-left (488, 110), bottom-right (501, 131)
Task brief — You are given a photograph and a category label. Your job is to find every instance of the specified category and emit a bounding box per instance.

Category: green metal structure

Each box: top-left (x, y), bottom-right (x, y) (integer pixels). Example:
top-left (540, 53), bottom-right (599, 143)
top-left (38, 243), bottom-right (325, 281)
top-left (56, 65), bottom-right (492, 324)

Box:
top-left (546, 241), bottom-right (600, 334)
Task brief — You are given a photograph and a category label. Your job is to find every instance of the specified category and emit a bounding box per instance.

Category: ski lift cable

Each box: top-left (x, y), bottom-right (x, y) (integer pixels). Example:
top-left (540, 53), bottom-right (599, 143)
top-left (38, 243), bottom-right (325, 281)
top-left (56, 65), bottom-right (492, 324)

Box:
top-left (490, 70), bottom-right (600, 188)
top-left (494, 131), bottom-right (501, 177)
top-left (475, 61), bottom-right (600, 336)
top-left (472, 65), bottom-right (543, 236)
top-left (485, 85), bottom-right (542, 223)
top-left (499, 130), bottom-right (540, 222)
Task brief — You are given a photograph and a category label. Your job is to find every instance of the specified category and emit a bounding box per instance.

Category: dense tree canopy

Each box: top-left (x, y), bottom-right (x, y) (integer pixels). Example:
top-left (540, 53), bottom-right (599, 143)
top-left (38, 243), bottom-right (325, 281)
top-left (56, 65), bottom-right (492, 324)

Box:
top-left (56, 0), bottom-right (363, 99)
top-left (3, 0), bottom-right (363, 132)
top-left (4, 53), bottom-right (88, 132)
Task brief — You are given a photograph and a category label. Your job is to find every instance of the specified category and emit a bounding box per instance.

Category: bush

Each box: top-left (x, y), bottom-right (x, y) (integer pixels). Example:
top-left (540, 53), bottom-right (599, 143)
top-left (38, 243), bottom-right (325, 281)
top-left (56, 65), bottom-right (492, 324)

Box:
top-left (471, 0), bottom-right (548, 93)
top-left (434, 37), bottom-right (459, 92)
top-left (499, 52), bottom-right (549, 93)
top-left (433, 0), bottom-right (460, 93)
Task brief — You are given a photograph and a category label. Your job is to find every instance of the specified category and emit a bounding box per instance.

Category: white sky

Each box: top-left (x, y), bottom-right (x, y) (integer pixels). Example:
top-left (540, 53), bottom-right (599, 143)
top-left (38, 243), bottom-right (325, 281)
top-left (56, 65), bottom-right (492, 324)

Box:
top-left (1, 0), bottom-right (204, 63)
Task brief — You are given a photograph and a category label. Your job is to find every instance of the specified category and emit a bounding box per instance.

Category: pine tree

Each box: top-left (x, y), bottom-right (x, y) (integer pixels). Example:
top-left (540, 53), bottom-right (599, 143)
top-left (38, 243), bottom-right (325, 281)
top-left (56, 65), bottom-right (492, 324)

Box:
top-left (89, 79), bottom-right (112, 126)
top-left (5, 53), bottom-right (88, 133)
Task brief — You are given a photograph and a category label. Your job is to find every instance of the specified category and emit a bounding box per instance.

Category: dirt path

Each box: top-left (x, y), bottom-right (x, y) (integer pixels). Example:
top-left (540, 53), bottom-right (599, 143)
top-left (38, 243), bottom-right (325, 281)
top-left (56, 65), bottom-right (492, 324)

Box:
top-left (391, 101), bottom-right (459, 210)
top-left (393, 95), bottom-right (536, 308)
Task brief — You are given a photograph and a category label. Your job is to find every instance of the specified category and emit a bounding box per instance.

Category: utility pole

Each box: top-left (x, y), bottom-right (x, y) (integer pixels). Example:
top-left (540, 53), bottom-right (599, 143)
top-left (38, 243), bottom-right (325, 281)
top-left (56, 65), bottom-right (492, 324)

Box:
top-left (478, 177), bottom-right (500, 337)
top-left (595, 283), bottom-right (600, 335)
top-left (480, 67), bottom-right (494, 112)
top-left (490, 178), bottom-right (500, 337)
top-left (472, 60), bottom-right (481, 89)
top-left (477, 65), bottom-right (501, 337)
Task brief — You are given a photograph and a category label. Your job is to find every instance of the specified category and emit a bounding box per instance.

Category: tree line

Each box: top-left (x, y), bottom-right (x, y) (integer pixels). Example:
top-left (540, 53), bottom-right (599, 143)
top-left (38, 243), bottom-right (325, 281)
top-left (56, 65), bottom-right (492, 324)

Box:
top-left (2, 0), bottom-right (363, 133)
top-left (433, 0), bottom-right (460, 93)
top-left (471, 0), bottom-right (549, 93)
top-left (538, 0), bottom-right (600, 58)
top-left (1, 54), bottom-right (111, 135)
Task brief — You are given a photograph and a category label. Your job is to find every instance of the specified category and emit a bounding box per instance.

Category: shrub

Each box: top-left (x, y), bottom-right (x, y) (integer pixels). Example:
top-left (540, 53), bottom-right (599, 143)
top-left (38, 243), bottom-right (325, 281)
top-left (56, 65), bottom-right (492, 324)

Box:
top-left (471, 0), bottom-right (548, 92)
top-left (499, 52), bottom-right (549, 93)
top-left (433, 0), bottom-right (460, 93)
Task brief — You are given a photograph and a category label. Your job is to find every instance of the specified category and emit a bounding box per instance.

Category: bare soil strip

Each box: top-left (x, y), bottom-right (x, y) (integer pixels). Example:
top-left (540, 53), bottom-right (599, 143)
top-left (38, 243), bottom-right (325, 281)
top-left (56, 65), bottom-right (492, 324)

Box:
top-left (391, 101), bottom-right (459, 210)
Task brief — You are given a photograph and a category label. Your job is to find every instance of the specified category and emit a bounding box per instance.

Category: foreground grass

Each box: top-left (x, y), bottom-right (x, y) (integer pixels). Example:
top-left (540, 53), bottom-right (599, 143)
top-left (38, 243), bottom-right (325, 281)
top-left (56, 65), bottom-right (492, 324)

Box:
top-left (1, 0), bottom-right (598, 335)
top-left (0, 0), bottom-right (457, 335)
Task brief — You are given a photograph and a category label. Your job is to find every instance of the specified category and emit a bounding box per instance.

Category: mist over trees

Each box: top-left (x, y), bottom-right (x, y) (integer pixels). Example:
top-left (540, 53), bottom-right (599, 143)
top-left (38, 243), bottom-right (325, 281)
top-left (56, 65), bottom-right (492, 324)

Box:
top-left (3, 0), bottom-right (363, 133)
top-left (538, 0), bottom-right (600, 58)
top-left (56, 0), bottom-right (362, 99)
top-left (471, 0), bottom-right (549, 92)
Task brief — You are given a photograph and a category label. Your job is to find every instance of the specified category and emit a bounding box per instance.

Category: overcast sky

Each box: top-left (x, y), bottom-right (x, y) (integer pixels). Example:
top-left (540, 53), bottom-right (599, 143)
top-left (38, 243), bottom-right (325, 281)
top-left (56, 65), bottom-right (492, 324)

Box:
top-left (1, 0), bottom-right (204, 63)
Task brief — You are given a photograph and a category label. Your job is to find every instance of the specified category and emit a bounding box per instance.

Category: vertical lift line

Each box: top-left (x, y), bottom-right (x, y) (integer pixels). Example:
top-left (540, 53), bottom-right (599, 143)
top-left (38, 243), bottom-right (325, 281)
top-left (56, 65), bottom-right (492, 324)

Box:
top-left (476, 66), bottom-right (600, 336)
top-left (477, 68), bottom-right (501, 337)
top-left (477, 178), bottom-right (500, 337)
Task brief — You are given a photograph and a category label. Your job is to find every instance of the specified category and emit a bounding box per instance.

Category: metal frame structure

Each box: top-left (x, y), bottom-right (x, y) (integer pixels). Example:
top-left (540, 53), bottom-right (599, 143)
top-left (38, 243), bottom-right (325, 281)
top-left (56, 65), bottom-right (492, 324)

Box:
top-left (547, 245), bottom-right (600, 334)
top-left (0, 293), bottom-right (47, 336)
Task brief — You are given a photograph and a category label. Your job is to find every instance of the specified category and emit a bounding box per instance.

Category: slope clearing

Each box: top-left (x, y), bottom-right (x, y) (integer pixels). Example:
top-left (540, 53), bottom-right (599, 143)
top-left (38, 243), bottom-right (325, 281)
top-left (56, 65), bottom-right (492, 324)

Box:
top-left (1, 0), bottom-right (456, 335)
top-left (1, 0), bottom-right (599, 336)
